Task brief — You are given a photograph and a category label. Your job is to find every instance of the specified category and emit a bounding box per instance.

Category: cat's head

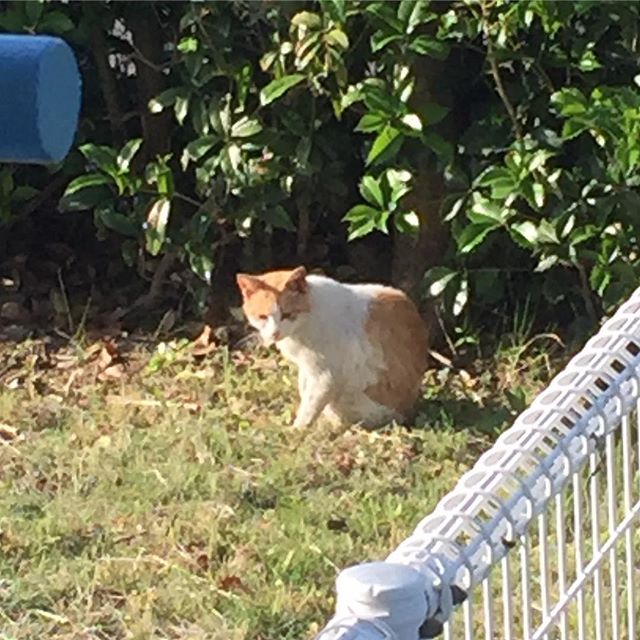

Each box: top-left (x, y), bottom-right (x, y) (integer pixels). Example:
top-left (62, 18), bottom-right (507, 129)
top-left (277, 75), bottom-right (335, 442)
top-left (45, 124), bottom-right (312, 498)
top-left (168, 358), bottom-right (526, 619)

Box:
top-left (236, 266), bottom-right (310, 346)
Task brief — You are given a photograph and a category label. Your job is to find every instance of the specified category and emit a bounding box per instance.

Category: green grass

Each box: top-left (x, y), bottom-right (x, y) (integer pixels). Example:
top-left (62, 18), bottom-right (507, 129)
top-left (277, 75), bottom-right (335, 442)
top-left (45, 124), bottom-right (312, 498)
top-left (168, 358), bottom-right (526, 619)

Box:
top-left (0, 336), bottom-right (558, 639)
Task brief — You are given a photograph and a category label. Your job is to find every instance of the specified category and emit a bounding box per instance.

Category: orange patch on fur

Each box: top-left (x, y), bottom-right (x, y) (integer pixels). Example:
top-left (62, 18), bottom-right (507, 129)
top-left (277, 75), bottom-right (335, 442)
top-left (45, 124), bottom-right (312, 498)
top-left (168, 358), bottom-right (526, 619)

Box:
top-left (236, 266), bottom-right (310, 319)
top-left (364, 288), bottom-right (429, 419)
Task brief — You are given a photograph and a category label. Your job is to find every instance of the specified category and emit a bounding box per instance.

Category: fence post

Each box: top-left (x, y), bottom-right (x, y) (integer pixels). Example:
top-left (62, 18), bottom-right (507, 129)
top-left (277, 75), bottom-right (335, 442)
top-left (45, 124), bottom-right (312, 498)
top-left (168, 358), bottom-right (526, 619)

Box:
top-left (321, 561), bottom-right (428, 639)
top-left (317, 289), bottom-right (640, 639)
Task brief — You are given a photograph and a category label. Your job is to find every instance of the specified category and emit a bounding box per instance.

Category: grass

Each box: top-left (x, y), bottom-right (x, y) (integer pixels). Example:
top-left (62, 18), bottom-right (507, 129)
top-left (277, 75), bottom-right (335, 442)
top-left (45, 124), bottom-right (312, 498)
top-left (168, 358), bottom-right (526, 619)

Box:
top-left (0, 333), bottom-right (560, 640)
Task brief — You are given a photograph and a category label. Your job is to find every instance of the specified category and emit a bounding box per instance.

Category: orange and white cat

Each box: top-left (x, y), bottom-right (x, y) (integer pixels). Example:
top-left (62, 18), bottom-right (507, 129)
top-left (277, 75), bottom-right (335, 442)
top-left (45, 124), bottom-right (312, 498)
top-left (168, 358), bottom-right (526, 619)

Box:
top-left (236, 266), bottom-right (428, 428)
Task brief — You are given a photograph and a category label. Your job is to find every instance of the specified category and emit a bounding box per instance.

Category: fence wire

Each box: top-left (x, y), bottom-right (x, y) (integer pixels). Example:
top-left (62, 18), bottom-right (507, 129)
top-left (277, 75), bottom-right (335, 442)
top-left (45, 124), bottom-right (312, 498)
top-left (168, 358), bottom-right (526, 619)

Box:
top-left (316, 288), bottom-right (640, 640)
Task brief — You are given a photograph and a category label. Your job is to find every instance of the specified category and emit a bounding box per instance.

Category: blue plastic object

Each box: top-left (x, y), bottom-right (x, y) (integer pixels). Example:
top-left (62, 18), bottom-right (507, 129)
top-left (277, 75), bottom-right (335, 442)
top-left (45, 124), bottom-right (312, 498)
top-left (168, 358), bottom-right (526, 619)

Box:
top-left (0, 34), bottom-right (81, 164)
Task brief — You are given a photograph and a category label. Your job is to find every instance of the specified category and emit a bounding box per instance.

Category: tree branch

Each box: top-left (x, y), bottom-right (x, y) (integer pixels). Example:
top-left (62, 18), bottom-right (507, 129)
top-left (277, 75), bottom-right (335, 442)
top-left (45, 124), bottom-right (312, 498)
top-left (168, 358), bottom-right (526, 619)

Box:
top-left (480, 1), bottom-right (522, 140)
top-left (485, 36), bottom-right (522, 139)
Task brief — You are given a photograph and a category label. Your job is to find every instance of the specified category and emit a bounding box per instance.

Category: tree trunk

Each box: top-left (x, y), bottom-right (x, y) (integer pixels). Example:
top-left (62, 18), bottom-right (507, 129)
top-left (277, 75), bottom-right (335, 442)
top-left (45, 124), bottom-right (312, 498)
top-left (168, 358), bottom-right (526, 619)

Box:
top-left (91, 20), bottom-right (127, 146)
top-left (391, 162), bottom-right (448, 299)
top-left (391, 49), bottom-right (452, 301)
top-left (125, 5), bottom-right (172, 163)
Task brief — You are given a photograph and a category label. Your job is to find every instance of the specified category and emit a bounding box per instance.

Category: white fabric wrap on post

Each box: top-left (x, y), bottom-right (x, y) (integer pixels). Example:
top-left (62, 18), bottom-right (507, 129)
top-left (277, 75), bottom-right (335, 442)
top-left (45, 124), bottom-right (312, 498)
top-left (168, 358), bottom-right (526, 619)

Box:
top-left (321, 562), bottom-right (427, 639)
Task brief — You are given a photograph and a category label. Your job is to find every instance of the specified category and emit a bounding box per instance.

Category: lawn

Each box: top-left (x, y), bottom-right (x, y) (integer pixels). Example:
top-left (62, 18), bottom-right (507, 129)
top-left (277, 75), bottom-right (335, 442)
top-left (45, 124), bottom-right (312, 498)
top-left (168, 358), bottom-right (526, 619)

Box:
top-left (0, 332), bottom-right (560, 639)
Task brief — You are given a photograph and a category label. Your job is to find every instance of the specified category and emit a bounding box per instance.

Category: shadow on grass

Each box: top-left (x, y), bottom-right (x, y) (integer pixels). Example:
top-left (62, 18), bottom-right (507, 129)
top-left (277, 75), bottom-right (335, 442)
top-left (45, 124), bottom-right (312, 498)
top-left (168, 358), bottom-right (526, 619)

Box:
top-left (413, 395), bottom-right (512, 439)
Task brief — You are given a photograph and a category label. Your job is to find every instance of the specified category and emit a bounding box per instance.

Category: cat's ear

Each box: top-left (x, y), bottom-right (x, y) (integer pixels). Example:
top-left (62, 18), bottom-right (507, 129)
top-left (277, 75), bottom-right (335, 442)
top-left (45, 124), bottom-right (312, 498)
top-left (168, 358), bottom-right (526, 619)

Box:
top-left (236, 273), bottom-right (262, 299)
top-left (285, 266), bottom-right (308, 294)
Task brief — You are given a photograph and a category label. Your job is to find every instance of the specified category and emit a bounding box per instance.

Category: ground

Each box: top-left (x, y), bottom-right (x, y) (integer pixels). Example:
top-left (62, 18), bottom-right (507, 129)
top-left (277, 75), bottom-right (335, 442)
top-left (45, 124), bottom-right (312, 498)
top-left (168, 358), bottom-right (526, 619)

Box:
top-left (0, 329), bottom-right (562, 640)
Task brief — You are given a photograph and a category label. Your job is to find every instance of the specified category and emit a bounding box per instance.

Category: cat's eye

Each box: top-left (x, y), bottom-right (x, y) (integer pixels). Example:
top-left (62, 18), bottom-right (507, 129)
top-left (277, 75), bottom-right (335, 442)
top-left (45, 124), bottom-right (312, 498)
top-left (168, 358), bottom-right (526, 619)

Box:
top-left (281, 312), bottom-right (293, 321)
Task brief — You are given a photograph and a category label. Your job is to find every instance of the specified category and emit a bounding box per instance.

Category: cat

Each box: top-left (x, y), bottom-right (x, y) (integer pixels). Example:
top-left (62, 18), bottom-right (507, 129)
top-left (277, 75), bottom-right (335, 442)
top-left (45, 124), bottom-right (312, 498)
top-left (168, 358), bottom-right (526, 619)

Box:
top-left (236, 266), bottom-right (429, 429)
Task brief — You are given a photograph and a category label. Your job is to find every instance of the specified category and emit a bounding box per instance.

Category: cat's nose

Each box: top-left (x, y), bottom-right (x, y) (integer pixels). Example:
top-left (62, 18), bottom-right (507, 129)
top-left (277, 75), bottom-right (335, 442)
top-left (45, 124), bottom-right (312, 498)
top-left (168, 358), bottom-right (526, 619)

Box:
top-left (273, 330), bottom-right (282, 341)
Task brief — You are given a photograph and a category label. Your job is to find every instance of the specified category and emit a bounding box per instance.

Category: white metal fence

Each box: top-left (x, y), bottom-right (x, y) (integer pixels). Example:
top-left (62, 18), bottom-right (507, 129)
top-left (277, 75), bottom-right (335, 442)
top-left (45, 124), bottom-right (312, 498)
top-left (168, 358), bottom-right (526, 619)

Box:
top-left (315, 286), bottom-right (640, 640)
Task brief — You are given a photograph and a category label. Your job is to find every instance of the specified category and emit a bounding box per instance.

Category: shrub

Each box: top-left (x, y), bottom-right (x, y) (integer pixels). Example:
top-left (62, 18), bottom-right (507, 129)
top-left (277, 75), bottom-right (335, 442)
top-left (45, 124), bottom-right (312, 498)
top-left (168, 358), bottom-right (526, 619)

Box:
top-left (2, 0), bottom-right (640, 337)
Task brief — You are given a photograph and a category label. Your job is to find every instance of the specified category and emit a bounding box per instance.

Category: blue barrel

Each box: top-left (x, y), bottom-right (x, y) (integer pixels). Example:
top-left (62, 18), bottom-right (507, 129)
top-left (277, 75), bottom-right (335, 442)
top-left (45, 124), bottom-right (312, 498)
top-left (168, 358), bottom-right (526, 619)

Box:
top-left (0, 34), bottom-right (81, 164)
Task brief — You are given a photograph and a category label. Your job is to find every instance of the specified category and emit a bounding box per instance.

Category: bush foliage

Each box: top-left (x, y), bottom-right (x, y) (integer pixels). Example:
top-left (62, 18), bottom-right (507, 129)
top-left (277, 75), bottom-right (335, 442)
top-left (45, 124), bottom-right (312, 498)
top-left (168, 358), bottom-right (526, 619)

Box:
top-left (2, 0), bottom-right (640, 338)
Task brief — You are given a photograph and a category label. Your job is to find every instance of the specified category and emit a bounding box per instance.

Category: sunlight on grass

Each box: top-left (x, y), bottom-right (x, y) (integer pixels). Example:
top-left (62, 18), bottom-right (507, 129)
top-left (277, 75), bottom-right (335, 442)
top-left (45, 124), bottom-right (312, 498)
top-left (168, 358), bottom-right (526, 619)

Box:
top-left (0, 338), bottom-right (558, 639)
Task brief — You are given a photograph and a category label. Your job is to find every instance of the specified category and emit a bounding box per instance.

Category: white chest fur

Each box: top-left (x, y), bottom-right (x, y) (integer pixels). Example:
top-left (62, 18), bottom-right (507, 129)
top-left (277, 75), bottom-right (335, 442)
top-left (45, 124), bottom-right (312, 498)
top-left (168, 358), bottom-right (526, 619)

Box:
top-left (276, 276), bottom-right (393, 426)
top-left (277, 277), bottom-right (381, 374)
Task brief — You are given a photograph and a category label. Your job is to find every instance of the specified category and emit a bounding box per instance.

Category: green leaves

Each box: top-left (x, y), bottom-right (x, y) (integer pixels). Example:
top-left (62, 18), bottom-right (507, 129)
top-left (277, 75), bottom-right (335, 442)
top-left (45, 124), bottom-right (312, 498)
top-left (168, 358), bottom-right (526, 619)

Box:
top-left (64, 174), bottom-right (112, 196)
top-left (456, 222), bottom-right (499, 254)
top-left (320, 0), bottom-right (346, 23)
top-left (260, 205), bottom-right (295, 231)
top-left (397, 0), bottom-right (436, 34)
top-left (117, 139), bottom-right (143, 172)
top-left (62, 139), bottom-right (176, 260)
top-left (95, 204), bottom-right (137, 238)
top-left (146, 157), bottom-right (174, 199)
top-left (423, 266), bottom-right (468, 317)
top-left (578, 49), bottom-right (602, 72)
top-left (61, 146), bottom-right (126, 213)
top-left (409, 35), bottom-right (449, 58)
top-left (79, 144), bottom-right (118, 174)
top-left (260, 74), bottom-right (306, 106)
top-left (181, 136), bottom-right (219, 170)
top-left (343, 168), bottom-right (413, 239)
top-left (367, 125), bottom-right (402, 165)
top-left (148, 88), bottom-right (183, 114)
top-left (30, 0), bottom-right (640, 332)
top-left (291, 11), bottom-right (322, 30)
top-left (355, 113), bottom-right (387, 133)
top-left (467, 196), bottom-right (508, 225)
top-left (343, 205), bottom-right (379, 240)
top-left (326, 28), bottom-right (349, 50)
top-left (366, 0), bottom-right (444, 57)
top-left (475, 167), bottom-right (516, 200)
top-left (510, 221), bottom-right (538, 249)
top-left (60, 183), bottom-right (112, 213)
top-left (177, 36), bottom-right (198, 53)
top-left (187, 248), bottom-right (214, 284)
top-left (38, 10), bottom-right (74, 34)
top-left (551, 88), bottom-right (588, 117)
top-left (145, 198), bottom-right (171, 256)
top-left (424, 266), bottom-right (457, 297)
top-left (360, 176), bottom-right (384, 209)
top-left (230, 116), bottom-right (263, 139)
top-left (400, 113), bottom-right (422, 132)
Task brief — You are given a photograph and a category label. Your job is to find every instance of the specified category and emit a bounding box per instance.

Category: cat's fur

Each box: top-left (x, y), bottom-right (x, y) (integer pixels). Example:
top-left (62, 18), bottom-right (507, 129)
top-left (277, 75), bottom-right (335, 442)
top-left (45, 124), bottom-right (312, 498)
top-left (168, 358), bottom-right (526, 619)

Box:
top-left (236, 266), bottom-right (429, 428)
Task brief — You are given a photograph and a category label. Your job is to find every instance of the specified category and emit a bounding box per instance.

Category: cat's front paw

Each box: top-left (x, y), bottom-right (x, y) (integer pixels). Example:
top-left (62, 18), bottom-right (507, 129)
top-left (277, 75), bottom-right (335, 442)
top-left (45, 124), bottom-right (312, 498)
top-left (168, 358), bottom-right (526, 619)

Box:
top-left (292, 415), bottom-right (309, 429)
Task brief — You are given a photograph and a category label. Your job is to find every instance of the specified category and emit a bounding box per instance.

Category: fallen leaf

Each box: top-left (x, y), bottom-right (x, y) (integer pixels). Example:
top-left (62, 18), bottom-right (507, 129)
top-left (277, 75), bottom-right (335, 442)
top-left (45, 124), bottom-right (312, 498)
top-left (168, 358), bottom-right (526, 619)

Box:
top-left (195, 552), bottom-right (210, 572)
top-left (97, 339), bottom-right (120, 366)
top-left (0, 423), bottom-right (18, 441)
top-left (54, 354), bottom-right (80, 370)
top-left (192, 324), bottom-right (217, 357)
top-left (96, 339), bottom-right (127, 379)
top-left (218, 574), bottom-right (249, 593)
top-left (99, 364), bottom-right (126, 380)
top-left (335, 451), bottom-right (355, 476)
top-left (459, 369), bottom-right (477, 388)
